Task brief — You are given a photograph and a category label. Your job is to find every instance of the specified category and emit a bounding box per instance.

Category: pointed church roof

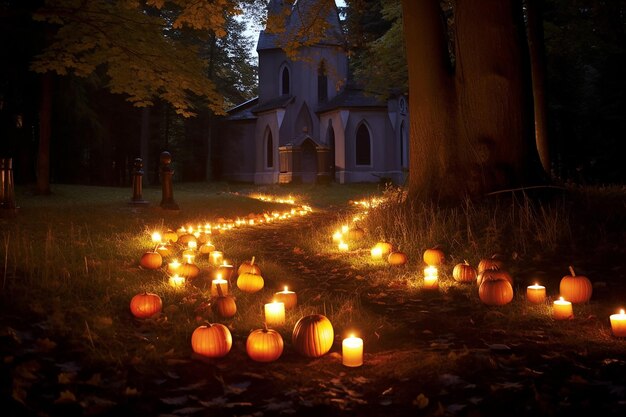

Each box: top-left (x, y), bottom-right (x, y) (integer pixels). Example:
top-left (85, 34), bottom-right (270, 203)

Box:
top-left (316, 86), bottom-right (387, 113)
top-left (257, 0), bottom-right (344, 51)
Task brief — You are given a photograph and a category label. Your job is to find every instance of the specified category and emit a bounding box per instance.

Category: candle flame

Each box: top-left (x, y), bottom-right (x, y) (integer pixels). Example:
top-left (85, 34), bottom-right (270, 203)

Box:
top-left (151, 232), bottom-right (162, 243)
top-left (217, 273), bottom-right (222, 280)
top-left (559, 297), bottom-right (564, 301)
top-left (621, 309), bottom-right (625, 315)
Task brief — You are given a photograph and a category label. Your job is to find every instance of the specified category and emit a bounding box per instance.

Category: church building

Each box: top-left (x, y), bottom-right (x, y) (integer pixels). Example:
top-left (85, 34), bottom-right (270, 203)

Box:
top-left (217, 0), bottom-right (408, 184)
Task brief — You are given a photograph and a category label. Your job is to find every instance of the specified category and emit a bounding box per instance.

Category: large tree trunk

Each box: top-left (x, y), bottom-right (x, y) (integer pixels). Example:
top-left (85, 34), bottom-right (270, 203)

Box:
top-left (403, 0), bottom-right (543, 201)
top-left (36, 72), bottom-right (52, 195)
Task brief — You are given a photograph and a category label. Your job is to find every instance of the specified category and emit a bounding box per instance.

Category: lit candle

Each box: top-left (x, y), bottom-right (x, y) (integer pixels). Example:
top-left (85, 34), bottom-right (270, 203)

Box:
top-left (423, 266), bottom-right (439, 290)
top-left (167, 259), bottom-right (181, 275)
top-left (210, 250), bottom-right (224, 266)
top-left (274, 286), bottom-right (297, 309)
top-left (338, 241), bottom-right (349, 251)
top-left (264, 301), bottom-right (285, 326)
top-left (342, 334), bottom-right (363, 367)
top-left (216, 262), bottom-right (234, 281)
top-left (332, 230), bottom-right (343, 242)
top-left (370, 246), bottom-right (383, 260)
top-left (210, 274), bottom-right (229, 297)
top-left (169, 274), bottom-right (186, 288)
top-left (610, 309), bottom-right (626, 337)
top-left (553, 297), bottom-right (573, 320)
top-left (151, 232), bottom-right (162, 244)
top-left (183, 254), bottom-right (195, 264)
top-left (187, 240), bottom-right (197, 251)
top-left (341, 225), bottom-right (349, 234)
top-left (526, 283), bottom-right (546, 304)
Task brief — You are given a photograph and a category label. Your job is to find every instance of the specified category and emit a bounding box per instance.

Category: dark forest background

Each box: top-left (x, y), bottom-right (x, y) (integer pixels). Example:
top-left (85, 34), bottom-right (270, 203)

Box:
top-left (0, 0), bottom-right (624, 187)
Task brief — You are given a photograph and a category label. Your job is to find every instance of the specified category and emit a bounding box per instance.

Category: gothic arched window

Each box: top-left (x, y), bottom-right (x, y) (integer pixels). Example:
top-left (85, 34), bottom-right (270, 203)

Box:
top-left (355, 122), bottom-right (371, 166)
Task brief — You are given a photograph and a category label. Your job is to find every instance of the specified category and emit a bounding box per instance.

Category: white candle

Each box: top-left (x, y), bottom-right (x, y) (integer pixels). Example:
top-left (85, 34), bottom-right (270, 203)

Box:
top-left (553, 297), bottom-right (573, 320)
top-left (342, 335), bottom-right (363, 367)
top-left (183, 254), bottom-right (195, 264)
top-left (332, 231), bottom-right (343, 242)
top-left (274, 286), bottom-right (297, 309)
top-left (210, 250), bottom-right (224, 266)
top-left (341, 225), bottom-right (349, 234)
top-left (211, 275), bottom-right (229, 297)
top-left (169, 274), bottom-right (186, 288)
top-left (151, 232), bottom-right (162, 244)
top-left (370, 246), bottom-right (383, 260)
top-left (264, 301), bottom-right (285, 326)
top-left (423, 266), bottom-right (439, 290)
top-left (338, 241), bottom-right (349, 251)
top-left (526, 283), bottom-right (546, 304)
top-left (610, 309), bottom-right (626, 337)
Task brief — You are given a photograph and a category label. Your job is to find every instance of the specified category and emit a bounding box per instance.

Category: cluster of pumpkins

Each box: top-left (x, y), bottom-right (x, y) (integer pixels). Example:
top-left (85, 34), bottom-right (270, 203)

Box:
top-left (133, 234), bottom-right (337, 363)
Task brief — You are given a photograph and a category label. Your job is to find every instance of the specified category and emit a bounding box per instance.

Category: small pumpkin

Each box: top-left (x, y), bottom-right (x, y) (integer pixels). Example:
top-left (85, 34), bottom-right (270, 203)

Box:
top-left (237, 272), bottom-right (264, 293)
top-left (423, 247), bottom-right (445, 266)
top-left (130, 292), bottom-right (162, 319)
top-left (211, 284), bottom-right (237, 318)
top-left (156, 244), bottom-right (172, 258)
top-left (347, 227), bottom-right (365, 241)
top-left (479, 279), bottom-right (514, 306)
top-left (178, 234), bottom-right (196, 246)
top-left (140, 251), bottom-right (163, 270)
top-left (388, 251), bottom-right (408, 266)
top-left (163, 230), bottom-right (178, 243)
top-left (477, 255), bottom-right (504, 273)
top-left (559, 265), bottom-right (592, 304)
top-left (375, 242), bottom-right (394, 257)
top-left (476, 267), bottom-right (513, 287)
top-left (199, 242), bottom-right (216, 254)
top-left (453, 261), bottom-right (477, 283)
top-left (191, 323), bottom-right (232, 358)
top-left (178, 262), bottom-right (200, 279)
top-left (238, 256), bottom-right (262, 276)
top-left (216, 264), bottom-right (235, 282)
top-left (246, 325), bottom-right (284, 362)
top-left (292, 314), bottom-right (334, 358)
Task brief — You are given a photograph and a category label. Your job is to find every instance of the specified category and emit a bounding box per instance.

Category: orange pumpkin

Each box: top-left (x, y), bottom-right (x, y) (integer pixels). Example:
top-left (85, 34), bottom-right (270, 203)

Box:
top-left (163, 230), bottom-right (178, 243)
top-left (191, 323), bottom-right (232, 358)
top-left (347, 227), bottom-right (365, 241)
top-left (246, 326), bottom-right (284, 362)
top-left (211, 284), bottom-right (237, 318)
top-left (375, 242), bottom-right (394, 257)
top-left (478, 255), bottom-right (504, 273)
top-left (199, 242), bottom-right (216, 254)
top-left (559, 266), bottom-right (592, 304)
top-left (156, 244), bottom-right (172, 258)
top-left (423, 247), bottom-right (445, 266)
top-left (140, 251), bottom-right (162, 270)
top-left (479, 279), bottom-right (514, 306)
top-left (237, 272), bottom-right (264, 293)
top-left (292, 314), bottom-right (334, 358)
top-left (178, 234), bottom-right (196, 246)
top-left (453, 261), bottom-right (477, 283)
top-left (130, 292), bottom-right (162, 319)
top-left (178, 262), bottom-right (200, 279)
top-left (238, 256), bottom-right (262, 276)
top-left (388, 251), bottom-right (408, 266)
top-left (476, 267), bottom-right (513, 287)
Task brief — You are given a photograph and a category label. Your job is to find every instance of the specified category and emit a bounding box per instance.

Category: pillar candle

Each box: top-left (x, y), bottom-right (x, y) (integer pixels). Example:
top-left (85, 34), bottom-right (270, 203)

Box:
top-left (169, 274), bottom-right (185, 288)
top-left (342, 335), bottom-right (363, 367)
top-left (264, 301), bottom-right (285, 326)
top-left (210, 276), bottom-right (229, 297)
top-left (553, 297), bottom-right (573, 320)
top-left (167, 259), bottom-right (181, 275)
top-left (423, 266), bottom-right (439, 290)
top-left (274, 286), bottom-right (297, 309)
top-left (610, 309), bottom-right (626, 337)
top-left (338, 241), bottom-right (349, 251)
top-left (216, 263), bottom-right (234, 282)
top-left (526, 284), bottom-right (546, 304)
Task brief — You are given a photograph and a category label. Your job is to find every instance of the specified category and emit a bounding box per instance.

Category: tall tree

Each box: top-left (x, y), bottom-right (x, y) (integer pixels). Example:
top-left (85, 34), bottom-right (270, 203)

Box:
top-left (402, 0), bottom-right (545, 200)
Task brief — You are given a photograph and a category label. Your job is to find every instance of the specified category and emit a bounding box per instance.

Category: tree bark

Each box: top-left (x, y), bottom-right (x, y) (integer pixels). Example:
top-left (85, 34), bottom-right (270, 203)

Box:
top-left (36, 72), bottom-right (52, 195)
top-left (402, 0), bottom-right (543, 201)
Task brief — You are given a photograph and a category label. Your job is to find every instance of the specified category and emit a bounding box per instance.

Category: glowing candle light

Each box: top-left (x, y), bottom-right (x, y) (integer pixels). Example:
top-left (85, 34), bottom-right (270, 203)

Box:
top-left (338, 241), bottom-right (349, 252)
top-left (553, 297), bottom-right (573, 320)
top-left (342, 334), bottom-right (363, 367)
top-left (526, 283), bottom-right (546, 304)
top-left (264, 301), bottom-right (285, 326)
top-left (167, 259), bottom-right (181, 275)
top-left (216, 262), bottom-right (234, 281)
top-left (169, 274), bottom-right (186, 288)
top-left (332, 231), bottom-right (343, 242)
top-left (151, 232), bottom-right (162, 244)
top-left (341, 225), bottom-right (349, 234)
top-left (610, 309), bottom-right (626, 337)
top-left (210, 250), bottom-right (224, 266)
top-left (423, 266), bottom-right (439, 290)
top-left (184, 254), bottom-right (195, 264)
top-left (274, 286), bottom-right (297, 309)
top-left (210, 273), bottom-right (229, 297)
top-left (370, 246), bottom-right (383, 260)
top-left (187, 240), bottom-right (197, 251)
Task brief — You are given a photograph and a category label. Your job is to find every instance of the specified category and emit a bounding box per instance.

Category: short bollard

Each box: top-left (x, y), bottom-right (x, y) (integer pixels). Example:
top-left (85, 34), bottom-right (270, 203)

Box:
top-left (160, 151), bottom-right (179, 210)
top-left (128, 157), bottom-right (149, 206)
top-left (0, 157), bottom-right (18, 215)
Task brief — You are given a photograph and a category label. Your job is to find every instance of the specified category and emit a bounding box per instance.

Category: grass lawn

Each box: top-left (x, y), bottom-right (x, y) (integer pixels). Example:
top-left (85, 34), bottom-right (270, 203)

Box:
top-left (1, 182), bottom-right (625, 417)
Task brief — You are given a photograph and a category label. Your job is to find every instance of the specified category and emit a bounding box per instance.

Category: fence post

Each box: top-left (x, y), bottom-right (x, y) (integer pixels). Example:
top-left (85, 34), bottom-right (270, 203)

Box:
top-left (159, 151), bottom-right (179, 210)
top-left (129, 157), bottom-right (149, 206)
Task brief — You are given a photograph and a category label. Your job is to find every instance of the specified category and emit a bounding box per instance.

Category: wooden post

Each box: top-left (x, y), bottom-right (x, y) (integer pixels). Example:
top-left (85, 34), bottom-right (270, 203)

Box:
top-left (159, 151), bottom-right (179, 210)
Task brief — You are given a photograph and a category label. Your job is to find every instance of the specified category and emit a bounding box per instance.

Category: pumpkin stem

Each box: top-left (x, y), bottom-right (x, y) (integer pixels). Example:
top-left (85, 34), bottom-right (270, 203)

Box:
top-left (216, 283), bottom-right (224, 297)
top-left (250, 256), bottom-right (255, 266)
top-left (464, 260), bottom-right (469, 265)
top-left (262, 322), bottom-right (269, 332)
top-left (568, 265), bottom-right (576, 276)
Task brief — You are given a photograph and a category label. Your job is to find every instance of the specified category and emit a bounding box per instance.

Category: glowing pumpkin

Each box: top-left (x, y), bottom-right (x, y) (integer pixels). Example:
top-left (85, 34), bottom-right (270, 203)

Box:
top-left (246, 325), bottom-right (284, 362)
top-left (347, 227), bottom-right (365, 241)
top-left (559, 266), bottom-right (592, 304)
top-left (130, 292), bottom-right (162, 319)
top-left (388, 251), bottom-right (408, 266)
top-left (140, 251), bottom-right (162, 270)
top-left (479, 279), bottom-right (513, 306)
top-left (191, 323), bottom-right (232, 358)
top-left (199, 242), bottom-right (216, 254)
top-left (375, 242), bottom-right (394, 257)
top-left (211, 284), bottom-right (237, 318)
top-left (178, 234), bottom-right (196, 246)
top-left (292, 314), bottom-right (334, 358)
top-left (423, 247), bottom-right (445, 266)
top-left (476, 267), bottom-right (513, 287)
top-left (453, 261), bottom-right (477, 283)
top-left (178, 262), bottom-right (200, 279)
top-left (163, 230), bottom-right (178, 243)
top-left (237, 272), bottom-right (264, 293)
top-left (238, 256), bottom-right (262, 276)
top-left (478, 255), bottom-right (504, 273)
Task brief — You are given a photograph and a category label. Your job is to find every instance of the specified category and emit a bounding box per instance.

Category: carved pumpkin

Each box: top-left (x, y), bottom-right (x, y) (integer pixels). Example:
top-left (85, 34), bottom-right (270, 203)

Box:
top-left (388, 251), bottom-right (408, 266)
top-left (130, 292), bottom-right (162, 319)
top-left (453, 261), bottom-right (477, 283)
top-left (246, 325), bottom-right (284, 362)
top-left (211, 284), bottom-right (237, 318)
top-left (237, 272), bottom-right (264, 293)
top-left (191, 323), bottom-right (232, 358)
top-left (423, 247), bottom-right (445, 266)
top-left (476, 267), bottom-right (513, 287)
top-left (559, 266), bottom-right (592, 304)
top-left (478, 255), bottom-right (504, 273)
top-left (140, 251), bottom-right (162, 270)
top-left (479, 279), bottom-right (514, 306)
top-left (292, 314), bottom-right (334, 358)
top-left (238, 256), bottom-right (262, 276)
